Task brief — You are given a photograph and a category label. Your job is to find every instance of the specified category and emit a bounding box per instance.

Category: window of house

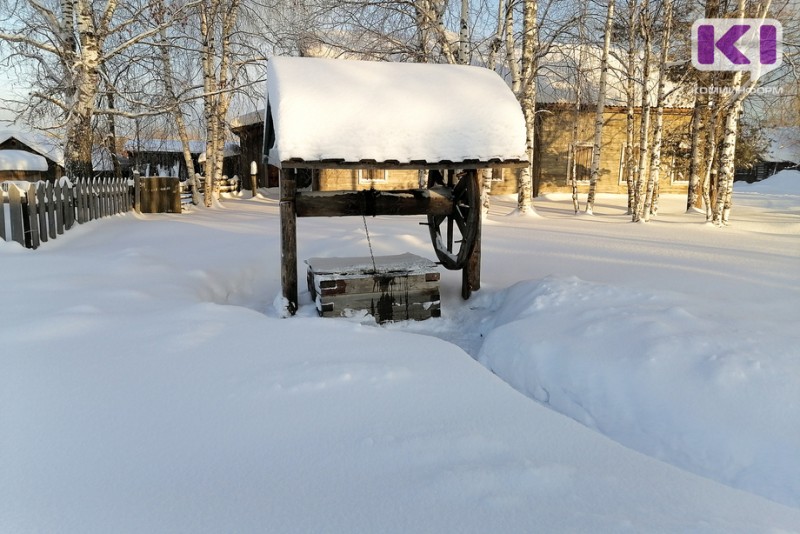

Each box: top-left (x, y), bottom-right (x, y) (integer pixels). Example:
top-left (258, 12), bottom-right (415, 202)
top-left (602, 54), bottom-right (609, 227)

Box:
top-left (618, 144), bottom-right (641, 185)
top-left (357, 168), bottom-right (389, 184)
top-left (567, 144), bottom-right (593, 184)
top-left (669, 155), bottom-right (690, 184)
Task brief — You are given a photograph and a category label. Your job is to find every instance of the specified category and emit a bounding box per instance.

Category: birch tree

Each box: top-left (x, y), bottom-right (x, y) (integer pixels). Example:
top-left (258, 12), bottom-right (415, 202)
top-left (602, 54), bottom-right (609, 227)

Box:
top-left (153, 7), bottom-right (197, 191)
top-left (482, 0), bottom-right (506, 214)
top-left (686, 86), bottom-right (705, 212)
top-left (632, 3), bottom-right (652, 222)
top-left (621, 0), bottom-right (639, 215)
top-left (585, 0), bottom-right (615, 215)
top-left (712, 0), bottom-right (772, 225)
top-left (642, 0), bottom-right (671, 222)
top-left (516, 0), bottom-right (537, 214)
top-left (0, 0), bottom-right (198, 176)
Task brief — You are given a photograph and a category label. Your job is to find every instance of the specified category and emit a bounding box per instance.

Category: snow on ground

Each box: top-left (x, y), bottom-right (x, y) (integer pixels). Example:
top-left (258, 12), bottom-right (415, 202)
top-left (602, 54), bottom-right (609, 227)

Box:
top-left (1, 173), bottom-right (799, 532)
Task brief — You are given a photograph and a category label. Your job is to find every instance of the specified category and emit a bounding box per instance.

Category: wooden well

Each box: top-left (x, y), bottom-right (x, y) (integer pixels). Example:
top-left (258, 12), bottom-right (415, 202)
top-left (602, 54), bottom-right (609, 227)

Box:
top-left (306, 253), bottom-right (440, 323)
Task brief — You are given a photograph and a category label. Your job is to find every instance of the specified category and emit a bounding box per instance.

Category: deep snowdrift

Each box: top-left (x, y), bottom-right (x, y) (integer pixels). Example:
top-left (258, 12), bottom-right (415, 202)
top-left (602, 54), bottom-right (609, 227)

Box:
top-left (2, 174), bottom-right (799, 531)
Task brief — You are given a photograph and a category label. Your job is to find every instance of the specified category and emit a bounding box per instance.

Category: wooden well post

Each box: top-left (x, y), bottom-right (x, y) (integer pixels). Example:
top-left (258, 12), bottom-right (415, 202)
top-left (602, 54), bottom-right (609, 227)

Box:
top-left (280, 168), bottom-right (298, 314)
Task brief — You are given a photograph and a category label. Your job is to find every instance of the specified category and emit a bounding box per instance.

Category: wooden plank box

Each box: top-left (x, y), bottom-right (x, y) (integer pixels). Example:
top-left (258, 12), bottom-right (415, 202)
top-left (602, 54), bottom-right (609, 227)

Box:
top-left (306, 253), bottom-right (441, 323)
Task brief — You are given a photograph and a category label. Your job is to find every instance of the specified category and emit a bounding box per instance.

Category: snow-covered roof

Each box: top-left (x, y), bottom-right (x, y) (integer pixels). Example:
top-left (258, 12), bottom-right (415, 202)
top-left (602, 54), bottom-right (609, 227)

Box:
top-left (535, 44), bottom-right (693, 108)
top-left (198, 142), bottom-right (240, 163)
top-left (0, 128), bottom-right (65, 166)
top-left (265, 57), bottom-right (528, 167)
top-left (124, 139), bottom-right (206, 154)
top-left (0, 149), bottom-right (48, 171)
top-left (230, 110), bottom-right (264, 129)
top-left (762, 127), bottom-right (800, 164)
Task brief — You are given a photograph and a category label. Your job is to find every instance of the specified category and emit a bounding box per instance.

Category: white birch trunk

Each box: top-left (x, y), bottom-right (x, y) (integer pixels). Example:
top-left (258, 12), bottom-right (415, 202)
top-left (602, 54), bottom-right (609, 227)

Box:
top-left (458, 0), bottom-right (469, 65)
top-left (158, 25), bottom-right (196, 190)
top-left (516, 0), bottom-right (537, 214)
top-left (200, 1), bottom-right (217, 207)
top-left (64, 0), bottom-right (110, 177)
top-left (414, 1), bottom-right (431, 61)
top-left (632, 8), bottom-right (651, 222)
top-left (713, 0), bottom-right (770, 225)
top-left (686, 89), bottom-right (704, 212)
top-left (481, 0), bottom-right (504, 214)
top-left (702, 99), bottom-right (717, 221)
top-left (430, 0), bottom-right (457, 63)
top-left (642, 0), bottom-right (671, 222)
top-left (504, 0), bottom-right (520, 94)
top-left (624, 0), bottom-right (638, 215)
top-left (585, 0), bottom-right (615, 215)
top-left (714, 91), bottom-right (742, 225)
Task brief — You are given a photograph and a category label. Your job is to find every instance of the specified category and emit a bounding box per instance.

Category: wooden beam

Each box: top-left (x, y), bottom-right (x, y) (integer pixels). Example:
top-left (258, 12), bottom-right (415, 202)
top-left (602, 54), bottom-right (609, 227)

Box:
top-left (295, 188), bottom-right (453, 218)
top-left (280, 168), bottom-right (298, 315)
top-left (463, 169), bottom-right (481, 299)
top-left (280, 159), bottom-right (528, 171)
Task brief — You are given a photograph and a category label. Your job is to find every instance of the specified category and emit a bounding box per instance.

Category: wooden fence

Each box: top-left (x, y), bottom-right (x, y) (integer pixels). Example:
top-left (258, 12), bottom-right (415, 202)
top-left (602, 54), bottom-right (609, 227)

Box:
top-left (1, 177), bottom-right (131, 249)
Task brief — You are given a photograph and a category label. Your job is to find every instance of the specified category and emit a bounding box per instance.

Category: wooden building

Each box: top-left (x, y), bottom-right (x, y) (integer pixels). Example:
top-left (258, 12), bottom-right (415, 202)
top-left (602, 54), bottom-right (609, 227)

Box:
top-left (230, 111), bottom-right (279, 188)
top-left (125, 139), bottom-right (205, 180)
top-left (0, 150), bottom-right (48, 182)
top-left (488, 104), bottom-right (694, 196)
top-left (0, 130), bottom-right (64, 182)
top-left (736, 126), bottom-right (800, 182)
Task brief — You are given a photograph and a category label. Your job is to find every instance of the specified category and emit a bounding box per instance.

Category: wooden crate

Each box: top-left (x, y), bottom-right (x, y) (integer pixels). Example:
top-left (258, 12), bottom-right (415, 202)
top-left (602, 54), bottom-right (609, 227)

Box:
top-left (306, 253), bottom-right (441, 323)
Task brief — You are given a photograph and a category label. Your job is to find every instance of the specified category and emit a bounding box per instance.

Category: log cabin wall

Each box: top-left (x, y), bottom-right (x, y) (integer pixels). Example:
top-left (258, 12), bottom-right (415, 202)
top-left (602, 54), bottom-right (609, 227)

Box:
top-left (317, 168), bottom-right (420, 191)
top-left (0, 138), bottom-right (63, 182)
top-left (0, 170), bottom-right (43, 182)
top-left (490, 106), bottom-right (694, 196)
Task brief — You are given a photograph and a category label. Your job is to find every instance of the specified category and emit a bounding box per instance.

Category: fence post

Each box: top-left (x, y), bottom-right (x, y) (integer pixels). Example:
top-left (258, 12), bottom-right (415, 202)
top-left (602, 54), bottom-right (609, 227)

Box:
top-left (250, 161), bottom-right (258, 197)
top-left (45, 181), bottom-right (56, 238)
top-left (110, 178), bottom-right (118, 215)
top-left (88, 178), bottom-right (96, 221)
top-left (36, 184), bottom-right (48, 242)
top-left (97, 178), bottom-right (105, 218)
top-left (102, 178), bottom-right (109, 217)
top-left (9, 184), bottom-right (24, 246)
top-left (133, 171), bottom-right (141, 213)
top-left (26, 184), bottom-right (40, 249)
top-left (75, 179), bottom-right (83, 224)
top-left (0, 187), bottom-right (6, 241)
top-left (54, 181), bottom-right (65, 235)
top-left (64, 181), bottom-right (75, 230)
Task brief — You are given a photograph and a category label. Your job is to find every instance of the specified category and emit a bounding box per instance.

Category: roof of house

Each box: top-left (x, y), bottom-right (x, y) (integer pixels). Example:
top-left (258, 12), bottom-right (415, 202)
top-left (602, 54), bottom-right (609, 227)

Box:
top-left (0, 149), bottom-right (49, 171)
top-left (124, 139), bottom-right (207, 154)
top-left (762, 127), bottom-right (800, 164)
top-left (534, 44), bottom-right (693, 108)
top-left (0, 128), bottom-right (65, 166)
top-left (264, 56), bottom-right (528, 167)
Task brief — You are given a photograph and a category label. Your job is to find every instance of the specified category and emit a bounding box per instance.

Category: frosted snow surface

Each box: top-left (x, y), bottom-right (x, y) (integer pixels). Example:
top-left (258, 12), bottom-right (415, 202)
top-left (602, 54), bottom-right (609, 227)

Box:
top-left (307, 252), bottom-right (436, 275)
top-left (0, 149), bottom-right (48, 171)
top-left (2, 171), bottom-right (800, 532)
top-left (266, 56), bottom-right (528, 166)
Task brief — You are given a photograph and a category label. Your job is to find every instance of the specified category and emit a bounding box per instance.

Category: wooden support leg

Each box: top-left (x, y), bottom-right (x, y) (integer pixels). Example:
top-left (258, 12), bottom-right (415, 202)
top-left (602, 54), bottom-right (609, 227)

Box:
top-left (462, 169), bottom-right (481, 299)
top-left (280, 168), bottom-right (298, 315)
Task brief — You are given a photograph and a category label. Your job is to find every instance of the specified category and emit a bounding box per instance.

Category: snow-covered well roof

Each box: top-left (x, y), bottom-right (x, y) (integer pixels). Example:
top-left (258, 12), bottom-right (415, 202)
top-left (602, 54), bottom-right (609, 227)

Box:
top-left (265, 57), bottom-right (528, 167)
top-left (0, 149), bottom-right (48, 171)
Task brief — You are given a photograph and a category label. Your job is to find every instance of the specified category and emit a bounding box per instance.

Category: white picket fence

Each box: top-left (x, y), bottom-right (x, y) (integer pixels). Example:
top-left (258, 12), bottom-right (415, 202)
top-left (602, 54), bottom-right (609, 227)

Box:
top-left (0, 177), bottom-right (131, 249)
